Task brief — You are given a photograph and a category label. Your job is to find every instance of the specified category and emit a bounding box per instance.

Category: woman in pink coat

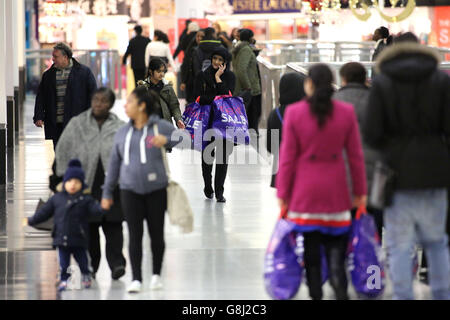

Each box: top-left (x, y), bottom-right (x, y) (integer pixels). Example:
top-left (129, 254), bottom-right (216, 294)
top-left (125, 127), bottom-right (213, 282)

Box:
top-left (276, 64), bottom-right (367, 300)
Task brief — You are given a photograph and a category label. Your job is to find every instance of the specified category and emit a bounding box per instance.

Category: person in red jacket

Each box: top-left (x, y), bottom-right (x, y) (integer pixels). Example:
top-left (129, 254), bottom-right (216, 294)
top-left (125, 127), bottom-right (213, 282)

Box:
top-left (276, 64), bottom-right (367, 300)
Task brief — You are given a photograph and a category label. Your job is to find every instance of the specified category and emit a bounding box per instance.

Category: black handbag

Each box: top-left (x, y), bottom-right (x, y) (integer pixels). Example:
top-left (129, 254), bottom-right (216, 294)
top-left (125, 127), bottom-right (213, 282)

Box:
top-left (369, 161), bottom-right (396, 210)
top-left (31, 199), bottom-right (54, 232)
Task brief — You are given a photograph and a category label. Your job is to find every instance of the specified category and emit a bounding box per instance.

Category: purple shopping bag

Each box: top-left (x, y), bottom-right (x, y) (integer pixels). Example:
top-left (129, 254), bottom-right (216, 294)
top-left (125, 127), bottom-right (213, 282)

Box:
top-left (347, 206), bottom-right (386, 298)
top-left (211, 95), bottom-right (250, 145)
top-left (182, 100), bottom-right (211, 151)
top-left (264, 209), bottom-right (303, 300)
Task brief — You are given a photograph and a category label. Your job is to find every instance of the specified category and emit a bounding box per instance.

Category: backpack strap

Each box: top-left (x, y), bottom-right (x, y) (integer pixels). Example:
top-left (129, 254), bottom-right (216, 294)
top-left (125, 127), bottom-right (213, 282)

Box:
top-left (276, 108), bottom-right (283, 125)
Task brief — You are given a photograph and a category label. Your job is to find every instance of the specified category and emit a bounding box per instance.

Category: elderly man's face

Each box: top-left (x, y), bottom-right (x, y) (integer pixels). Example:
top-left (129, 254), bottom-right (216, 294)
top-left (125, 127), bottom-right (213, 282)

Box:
top-left (52, 49), bottom-right (70, 69)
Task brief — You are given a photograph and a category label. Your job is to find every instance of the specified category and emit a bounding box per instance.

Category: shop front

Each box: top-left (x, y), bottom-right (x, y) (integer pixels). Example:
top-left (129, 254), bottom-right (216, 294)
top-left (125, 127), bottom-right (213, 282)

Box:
top-left (206, 0), bottom-right (448, 44)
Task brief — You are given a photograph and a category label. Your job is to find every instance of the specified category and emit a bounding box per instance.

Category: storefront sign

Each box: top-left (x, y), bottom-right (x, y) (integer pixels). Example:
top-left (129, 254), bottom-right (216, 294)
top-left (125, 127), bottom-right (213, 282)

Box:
top-left (41, 0), bottom-right (151, 18)
top-left (434, 6), bottom-right (450, 48)
top-left (230, 0), bottom-right (302, 14)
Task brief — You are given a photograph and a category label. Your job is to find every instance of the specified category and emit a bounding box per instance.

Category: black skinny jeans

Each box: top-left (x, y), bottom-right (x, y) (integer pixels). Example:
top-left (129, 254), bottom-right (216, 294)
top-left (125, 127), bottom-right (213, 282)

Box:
top-left (120, 188), bottom-right (167, 282)
top-left (201, 139), bottom-right (234, 198)
top-left (303, 231), bottom-right (349, 300)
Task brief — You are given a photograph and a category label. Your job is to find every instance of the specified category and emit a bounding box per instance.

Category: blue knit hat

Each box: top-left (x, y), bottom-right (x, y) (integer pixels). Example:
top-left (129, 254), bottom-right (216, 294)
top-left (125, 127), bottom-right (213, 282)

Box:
top-left (63, 159), bottom-right (86, 185)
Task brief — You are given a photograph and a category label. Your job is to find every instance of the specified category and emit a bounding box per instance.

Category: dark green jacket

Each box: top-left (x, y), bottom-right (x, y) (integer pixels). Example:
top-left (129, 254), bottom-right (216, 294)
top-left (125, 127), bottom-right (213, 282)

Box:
top-left (137, 78), bottom-right (182, 125)
top-left (232, 41), bottom-right (261, 96)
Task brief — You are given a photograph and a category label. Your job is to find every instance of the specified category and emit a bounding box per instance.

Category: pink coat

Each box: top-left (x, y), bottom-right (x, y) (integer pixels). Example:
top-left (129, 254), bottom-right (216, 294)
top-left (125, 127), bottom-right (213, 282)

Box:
top-left (276, 99), bottom-right (367, 216)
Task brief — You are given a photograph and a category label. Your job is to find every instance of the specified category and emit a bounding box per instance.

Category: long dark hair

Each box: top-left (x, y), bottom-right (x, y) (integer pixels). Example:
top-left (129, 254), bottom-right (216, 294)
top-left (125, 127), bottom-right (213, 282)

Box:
top-left (148, 57), bottom-right (167, 78)
top-left (131, 86), bottom-right (158, 116)
top-left (307, 64), bottom-right (335, 128)
top-left (154, 30), bottom-right (169, 44)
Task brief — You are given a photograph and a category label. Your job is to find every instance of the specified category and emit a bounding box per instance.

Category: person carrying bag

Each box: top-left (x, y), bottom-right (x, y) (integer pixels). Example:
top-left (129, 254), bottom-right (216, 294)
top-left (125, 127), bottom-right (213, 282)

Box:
top-left (192, 46), bottom-right (236, 203)
top-left (154, 124), bottom-right (194, 233)
top-left (101, 87), bottom-right (183, 294)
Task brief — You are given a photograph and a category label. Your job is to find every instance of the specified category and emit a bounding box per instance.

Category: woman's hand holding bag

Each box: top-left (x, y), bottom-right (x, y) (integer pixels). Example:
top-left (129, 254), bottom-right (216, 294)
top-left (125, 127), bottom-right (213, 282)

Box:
top-left (154, 124), bottom-right (194, 234)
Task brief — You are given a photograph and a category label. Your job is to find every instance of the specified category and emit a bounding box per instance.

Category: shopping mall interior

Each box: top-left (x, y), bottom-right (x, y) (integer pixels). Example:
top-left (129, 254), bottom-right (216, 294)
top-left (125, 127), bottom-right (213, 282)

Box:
top-left (0, 0), bottom-right (450, 302)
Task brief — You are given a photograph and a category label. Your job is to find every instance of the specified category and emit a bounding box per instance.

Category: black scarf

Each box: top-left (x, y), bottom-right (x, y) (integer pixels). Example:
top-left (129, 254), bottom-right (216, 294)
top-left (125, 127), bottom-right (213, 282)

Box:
top-left (148, 80), bottom-right (164, 94)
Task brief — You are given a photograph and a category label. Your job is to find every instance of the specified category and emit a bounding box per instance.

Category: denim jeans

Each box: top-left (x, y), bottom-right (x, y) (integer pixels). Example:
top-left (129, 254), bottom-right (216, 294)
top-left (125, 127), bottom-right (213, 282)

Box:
top-left (384, 189), bottom-right (450, 300)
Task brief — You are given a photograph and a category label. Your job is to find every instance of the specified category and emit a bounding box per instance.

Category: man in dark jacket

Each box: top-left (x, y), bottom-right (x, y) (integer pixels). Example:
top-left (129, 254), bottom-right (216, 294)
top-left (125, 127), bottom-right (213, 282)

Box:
top-left (123, 25), bottom-right (151, 86)
top-left (192, 27), bottom-right (224, 77)
top-left (363, 33), bottom-right (450, 300)
top-left (180, 29), bottom-right (205, 103)
top-left (334, 62), bottom-right (383, 236)
top-left (33, 43), bottom-right (97, 149)
top-left (173, 19), bottom-right (192, 60)
top-left (372, 26), bottom-right (393, 61)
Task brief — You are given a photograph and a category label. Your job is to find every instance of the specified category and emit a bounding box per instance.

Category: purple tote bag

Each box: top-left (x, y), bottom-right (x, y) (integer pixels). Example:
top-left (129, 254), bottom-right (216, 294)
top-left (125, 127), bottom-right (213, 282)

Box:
top-left (211, 95), bottom-right (250, 145)
top-left (182, 100), bottom-right (211, 151)
top-left (347, 206), bottom-right (386, 298)
top-left (264, 209), bottom-right (303, 300)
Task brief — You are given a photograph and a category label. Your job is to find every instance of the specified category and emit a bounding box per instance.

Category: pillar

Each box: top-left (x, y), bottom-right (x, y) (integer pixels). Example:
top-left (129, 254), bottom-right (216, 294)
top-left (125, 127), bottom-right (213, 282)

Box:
top-left (0, 1), bottom-right (7, 184)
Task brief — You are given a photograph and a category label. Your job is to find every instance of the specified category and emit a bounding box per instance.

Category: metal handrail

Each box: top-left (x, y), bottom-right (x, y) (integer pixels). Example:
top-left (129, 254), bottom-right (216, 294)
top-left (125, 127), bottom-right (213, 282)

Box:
top-left (25, 49), bottom-right (122, 97)
top-left (257, 40), bottom-right (375, 46)
top-left (258, 46), bottom-right (450, 127)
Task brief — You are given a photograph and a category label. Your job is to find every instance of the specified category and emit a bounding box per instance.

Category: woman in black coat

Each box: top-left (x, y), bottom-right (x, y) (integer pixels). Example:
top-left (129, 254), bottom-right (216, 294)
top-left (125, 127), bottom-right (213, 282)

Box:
top-left (193, 46), bottom-right (236, 203)
top-left (266, 73), bottom-right (305, 188)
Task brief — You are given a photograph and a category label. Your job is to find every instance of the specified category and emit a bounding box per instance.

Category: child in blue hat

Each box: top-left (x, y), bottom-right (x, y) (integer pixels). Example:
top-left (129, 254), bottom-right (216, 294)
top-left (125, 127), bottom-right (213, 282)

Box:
top-left (28, 159), bottom-right (105, 291)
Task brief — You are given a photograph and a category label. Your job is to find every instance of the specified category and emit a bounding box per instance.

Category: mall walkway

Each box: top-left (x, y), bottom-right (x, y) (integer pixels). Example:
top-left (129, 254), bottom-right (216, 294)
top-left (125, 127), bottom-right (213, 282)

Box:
top-left (0, 97), bottom-right (432, 300)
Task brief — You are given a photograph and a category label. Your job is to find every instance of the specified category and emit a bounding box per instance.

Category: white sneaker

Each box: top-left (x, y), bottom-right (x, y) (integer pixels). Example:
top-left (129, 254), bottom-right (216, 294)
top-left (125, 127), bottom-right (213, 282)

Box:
top-left (127, 280), bottom-right (142, 293)
top-left (150, 275), bottom-right (163, 290)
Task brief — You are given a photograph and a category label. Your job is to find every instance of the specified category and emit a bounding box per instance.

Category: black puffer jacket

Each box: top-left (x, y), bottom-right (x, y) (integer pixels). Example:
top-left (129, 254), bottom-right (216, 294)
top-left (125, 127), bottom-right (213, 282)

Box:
top-left (363, 42), bottom-right (450, 190)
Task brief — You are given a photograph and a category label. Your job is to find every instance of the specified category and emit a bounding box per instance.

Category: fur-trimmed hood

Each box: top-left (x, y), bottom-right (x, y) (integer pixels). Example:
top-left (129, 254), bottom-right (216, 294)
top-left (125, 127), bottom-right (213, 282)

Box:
top-left (375, 42), bottom-right (441, 81)
top-left (232, 40), bottom-right (250, 57)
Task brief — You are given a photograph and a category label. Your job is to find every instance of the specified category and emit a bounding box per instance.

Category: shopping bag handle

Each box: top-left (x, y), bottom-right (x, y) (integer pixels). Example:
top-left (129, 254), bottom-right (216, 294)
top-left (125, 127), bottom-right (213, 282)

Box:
top-left (214, 91), bottom-right (233, 101)
top-left (279, 207), bottom-right (288, 220)
top-left (355, 205), bottom-right (368, 220)
top-left (195, 91), bottom-right (233, 103)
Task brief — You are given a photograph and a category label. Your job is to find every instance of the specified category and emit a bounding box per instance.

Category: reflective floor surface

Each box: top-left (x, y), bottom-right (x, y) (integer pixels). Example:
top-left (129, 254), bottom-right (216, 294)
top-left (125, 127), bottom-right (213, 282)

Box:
top-left (0, 97), bottom-right (432, 300)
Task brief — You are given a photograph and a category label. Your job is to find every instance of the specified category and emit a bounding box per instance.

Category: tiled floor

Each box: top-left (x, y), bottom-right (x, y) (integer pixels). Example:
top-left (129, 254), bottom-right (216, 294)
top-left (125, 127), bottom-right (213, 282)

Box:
top-left (0, 97), bottom-right (433, 300)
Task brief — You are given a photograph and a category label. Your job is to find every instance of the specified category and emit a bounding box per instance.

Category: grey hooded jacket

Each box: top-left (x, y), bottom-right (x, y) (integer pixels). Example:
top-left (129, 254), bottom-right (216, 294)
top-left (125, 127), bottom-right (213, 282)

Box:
top-left (102, 115), bottom-right (181, 199)
top-left (55, 108), bottom-right (125, 188)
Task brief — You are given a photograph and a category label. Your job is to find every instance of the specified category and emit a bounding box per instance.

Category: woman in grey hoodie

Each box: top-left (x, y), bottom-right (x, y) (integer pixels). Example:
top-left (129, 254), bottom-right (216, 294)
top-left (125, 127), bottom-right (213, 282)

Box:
top-left (101, 87), bottom-right (181, 294)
